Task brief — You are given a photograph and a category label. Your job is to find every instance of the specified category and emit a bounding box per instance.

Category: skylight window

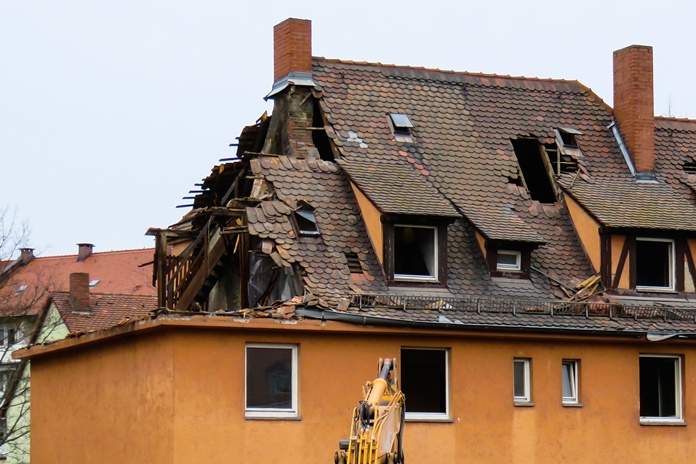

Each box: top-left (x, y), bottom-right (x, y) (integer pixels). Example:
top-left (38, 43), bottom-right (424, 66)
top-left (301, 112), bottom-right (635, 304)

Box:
top-left (388, 113), bottom-right (415, 142)
top-left (294, 203), bottom-right (320, 237)
top-left (389, 113), bottom-right (413, 132)
top-left (89, 279), bottom-right (100, 288)
top-left (15, 285), bottom-right (27, 295)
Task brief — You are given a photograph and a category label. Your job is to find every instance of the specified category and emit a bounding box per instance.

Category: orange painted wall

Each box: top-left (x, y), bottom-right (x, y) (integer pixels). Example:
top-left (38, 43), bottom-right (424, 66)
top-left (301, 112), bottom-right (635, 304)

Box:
top-left (565, 195), bottom-right (601, 273)
top-left (350, 182), bottom-right (383, 262)
top-left (610, 234), bottom-right (630, 289)
top-left (28, 321), bottom-right (696, 463)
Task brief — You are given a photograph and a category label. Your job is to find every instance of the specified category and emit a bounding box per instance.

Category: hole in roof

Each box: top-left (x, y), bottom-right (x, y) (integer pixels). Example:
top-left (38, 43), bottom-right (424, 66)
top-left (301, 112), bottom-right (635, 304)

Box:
top-left (15, 285), bottom-right (27, 295)
top-left (312, 99), bottom-right (334, 161)
top-left (345, 253), bottom-right (363, 274)
top-left (558, 128), bottom-right (582, 147)
top-left (89, 279), bottom-right (100, 288)
top-left (684, 162), bottom-right (696, 174)
top-left (512, 138), bottom-right (557, 203)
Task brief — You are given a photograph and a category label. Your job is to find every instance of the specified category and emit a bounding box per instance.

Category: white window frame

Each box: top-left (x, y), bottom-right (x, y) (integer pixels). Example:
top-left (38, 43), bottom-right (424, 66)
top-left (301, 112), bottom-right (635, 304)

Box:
top-left (497, 250), bottom-right (522, 272)
top-left (393, 224), bottom-right (438, 282)
top-left (245, 343), bottom-right (298, 419)
top-left (635, 238), bottom-right (675, 292)
top-left (562, 360), bottom-right (579, 405)
top-left (639, 354), bottom-right (683, 424)
top-left (513, 358), bottom-right (532, 404)
top-left (401, 347), bottom-right (449, 421)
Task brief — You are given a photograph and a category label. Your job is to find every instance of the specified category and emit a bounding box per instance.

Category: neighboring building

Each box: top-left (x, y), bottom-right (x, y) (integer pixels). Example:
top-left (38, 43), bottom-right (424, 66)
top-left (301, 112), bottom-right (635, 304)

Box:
top-left (0, 245), bottom-right (155, 463)
top-left (18, 19), bottom-right (696, 463)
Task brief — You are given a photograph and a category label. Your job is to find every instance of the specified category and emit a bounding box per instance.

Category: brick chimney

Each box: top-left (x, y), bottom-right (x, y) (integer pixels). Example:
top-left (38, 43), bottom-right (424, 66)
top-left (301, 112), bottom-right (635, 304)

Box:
top-left (613, 45), bottom-right (655, 175)
top-left (19, 248), bottom-right (34, 265)
top-left (69, 272), bottom-right (90, 313)
top-left (77, 243), bottom-right (93, 262)
top-left (273, 18), bottom-right (312, 83)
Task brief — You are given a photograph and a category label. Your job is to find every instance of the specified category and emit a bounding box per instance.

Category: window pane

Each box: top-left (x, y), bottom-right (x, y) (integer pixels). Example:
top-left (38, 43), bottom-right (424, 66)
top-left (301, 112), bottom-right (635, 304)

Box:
top-left (401, 349), bottom-right (447, 415)
top-left (513, 360), bottom-right (528, 399)
top-left (562, 363), bottom-right (574, 398)
top-left (636, 240), bottom-right (672, 288)
top-left (394, 226), bottom-right (436, 278)
top-left (246, 347), bottom-right (293, 410)
top-left (640, 356), bottom-right (678, 418)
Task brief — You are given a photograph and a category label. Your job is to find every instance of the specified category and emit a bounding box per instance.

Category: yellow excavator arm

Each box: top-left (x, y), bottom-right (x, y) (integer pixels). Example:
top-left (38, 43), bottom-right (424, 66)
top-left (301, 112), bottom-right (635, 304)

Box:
top-left (334, 358), bottom-right (405, 464)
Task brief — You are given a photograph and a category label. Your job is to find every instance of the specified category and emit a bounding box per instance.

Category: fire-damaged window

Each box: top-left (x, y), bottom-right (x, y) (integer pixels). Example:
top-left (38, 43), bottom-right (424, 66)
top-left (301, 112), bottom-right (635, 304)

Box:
top-left (511, 138), bottom-right (558, 203)
top-left (639, 355), bottom-right (682, 423)
top-left (636, 238), bottom-right (674, 291)
top-left (245, 344), bottom-right (298, 419)
top-left (401, 348), bottom-right (448, 420)
top-left (394, 225), bottom-right (437, 281)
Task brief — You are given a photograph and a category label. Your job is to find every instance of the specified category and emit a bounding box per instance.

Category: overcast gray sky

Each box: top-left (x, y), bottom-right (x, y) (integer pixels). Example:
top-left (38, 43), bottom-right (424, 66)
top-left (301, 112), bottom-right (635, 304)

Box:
top-left (1, 0), bottom-right (694, 257)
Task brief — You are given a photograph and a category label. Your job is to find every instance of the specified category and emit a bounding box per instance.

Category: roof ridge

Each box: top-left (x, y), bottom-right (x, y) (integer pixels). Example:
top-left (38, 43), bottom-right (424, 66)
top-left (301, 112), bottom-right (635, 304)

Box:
top-left (314, 56), bottom-right (578, 86)
top-left (28, 248), bottom-right (155, 260)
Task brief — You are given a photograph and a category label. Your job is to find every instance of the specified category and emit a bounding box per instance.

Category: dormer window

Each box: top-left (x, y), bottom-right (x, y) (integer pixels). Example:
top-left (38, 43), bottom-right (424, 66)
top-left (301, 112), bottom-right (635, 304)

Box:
top-left (394, 225), bottom-right (438, 281)
top-left (636, 238), bottom-right (674, 291)
top-left (496, 250), bottom-right (522, 272)
top-left (388, 113), bottom-right (414, 142)
top-left (486, 244), bottom-right (532, 279)
top-left (383, 219), bottom-right (449, 285)
top-left (294, 202), bottom-right (320, 237)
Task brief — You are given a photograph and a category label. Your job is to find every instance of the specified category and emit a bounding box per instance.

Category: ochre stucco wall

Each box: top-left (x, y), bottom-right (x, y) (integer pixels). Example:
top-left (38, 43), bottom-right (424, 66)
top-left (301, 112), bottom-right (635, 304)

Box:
top-left (610, 234), bottom-right (630, 289)
top-left (350, 182), bottom-right (383, 262)
top-left (564, 195), bottom-right (600, 273)
top-left (30, 331), bottom-right (175, 464)
top-left (28, 321), bottom-right (696, 463)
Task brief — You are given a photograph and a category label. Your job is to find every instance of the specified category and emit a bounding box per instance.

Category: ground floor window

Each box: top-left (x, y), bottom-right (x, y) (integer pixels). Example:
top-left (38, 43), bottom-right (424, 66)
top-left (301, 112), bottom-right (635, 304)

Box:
top-left (245, 344), bottom-right (298, 418)
top-left (401, 348), bottom-right (448, 420)
top-left (639, 355), bottom-right (681, 423)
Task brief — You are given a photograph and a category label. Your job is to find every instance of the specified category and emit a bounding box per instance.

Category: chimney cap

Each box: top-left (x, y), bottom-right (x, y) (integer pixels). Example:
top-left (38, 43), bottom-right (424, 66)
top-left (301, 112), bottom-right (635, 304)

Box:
top-left (76, 243), bottom-right (94, 262)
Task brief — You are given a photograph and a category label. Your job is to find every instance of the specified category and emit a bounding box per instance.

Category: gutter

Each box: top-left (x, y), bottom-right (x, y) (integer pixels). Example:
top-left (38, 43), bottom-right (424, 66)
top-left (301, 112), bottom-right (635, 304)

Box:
top-left (295, 307), bottom-right (696, 341)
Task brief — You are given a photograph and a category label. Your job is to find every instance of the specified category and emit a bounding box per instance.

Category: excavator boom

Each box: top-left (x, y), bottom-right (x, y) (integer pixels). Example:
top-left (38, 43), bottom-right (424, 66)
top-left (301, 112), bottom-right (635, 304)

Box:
top-left (334, 358), bottom-right (405, 464)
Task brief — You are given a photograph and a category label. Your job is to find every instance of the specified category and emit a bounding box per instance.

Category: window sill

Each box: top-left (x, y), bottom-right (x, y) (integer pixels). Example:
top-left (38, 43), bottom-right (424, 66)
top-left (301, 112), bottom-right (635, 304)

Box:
top-left (513, 401), bottom-right (535, 407)
top-left (562, 402), bottom-right (583, 408)
top-left (405, 416), bottom-right (452, 423)
top-left (245, 414), bottom-right (302, 421)
top-left (640, 418), bottom-right (686, 426)
top-left (635, 287), bottom-right (677, 294)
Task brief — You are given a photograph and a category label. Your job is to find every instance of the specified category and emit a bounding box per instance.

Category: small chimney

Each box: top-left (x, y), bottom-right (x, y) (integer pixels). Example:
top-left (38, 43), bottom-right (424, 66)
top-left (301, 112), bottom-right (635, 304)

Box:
top-left (77, 243), bottom-right (94, 262)
top-left (69, 272), bottom-right (90, 313)
top-left (273, 18), bottom-right (312, 83)
top-left (613, 45), bottom-right (655, 175)
top-left (20, 248), bottom-right (34, 265)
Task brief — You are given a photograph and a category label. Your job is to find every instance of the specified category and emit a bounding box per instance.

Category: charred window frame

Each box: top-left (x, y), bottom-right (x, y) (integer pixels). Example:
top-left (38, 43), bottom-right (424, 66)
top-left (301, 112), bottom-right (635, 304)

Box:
top-left (401, 347), bottom-right (449, 421)
top-left (245, 344), bottom-right (298, 419)
top-left (383, 218), bottom-right (449, 286)
top-left (639, 355), bottom-right (682, 424)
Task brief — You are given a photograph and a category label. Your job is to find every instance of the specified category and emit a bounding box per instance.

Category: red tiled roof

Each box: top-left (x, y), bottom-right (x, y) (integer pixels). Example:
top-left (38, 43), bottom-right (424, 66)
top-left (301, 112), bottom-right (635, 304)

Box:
top-left (0, 249), bottom-right (155, 316)
top-left (51, 292), bottom-right (158, 333)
